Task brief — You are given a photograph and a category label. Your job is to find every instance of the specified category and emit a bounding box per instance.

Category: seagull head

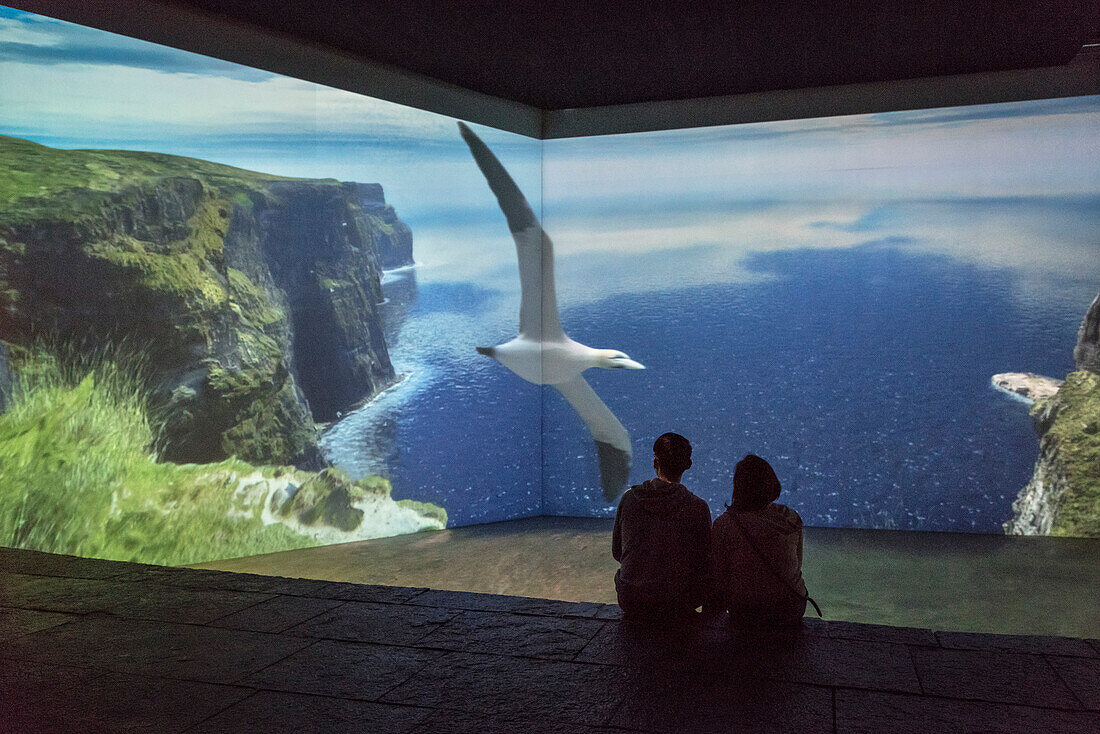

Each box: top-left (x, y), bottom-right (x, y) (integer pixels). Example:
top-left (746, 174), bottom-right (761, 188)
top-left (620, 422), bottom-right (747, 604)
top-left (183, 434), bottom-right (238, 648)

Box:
top-left (594, 349), bottom-right (645, 370)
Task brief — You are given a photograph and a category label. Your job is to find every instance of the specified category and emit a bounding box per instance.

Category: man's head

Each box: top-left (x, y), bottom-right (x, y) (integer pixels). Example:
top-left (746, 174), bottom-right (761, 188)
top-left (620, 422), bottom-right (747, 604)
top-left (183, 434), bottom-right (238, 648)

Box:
top-left (731, 454), bottom-right (781, 511)
top-left (653, 432), bottom-right (692, 482)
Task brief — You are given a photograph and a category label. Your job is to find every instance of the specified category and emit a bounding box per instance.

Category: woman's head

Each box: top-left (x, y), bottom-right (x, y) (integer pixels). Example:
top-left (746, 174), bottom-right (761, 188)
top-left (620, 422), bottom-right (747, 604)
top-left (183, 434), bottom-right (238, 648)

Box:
top-left (730, 454), bottom-right (781, 511)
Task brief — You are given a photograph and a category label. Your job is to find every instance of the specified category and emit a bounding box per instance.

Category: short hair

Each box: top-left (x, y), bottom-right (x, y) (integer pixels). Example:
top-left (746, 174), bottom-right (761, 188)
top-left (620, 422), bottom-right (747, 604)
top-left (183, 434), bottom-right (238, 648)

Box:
top-left (730, 454), bottom-right (781, 511)
top-left (653, 432), bottom-right (692, 477)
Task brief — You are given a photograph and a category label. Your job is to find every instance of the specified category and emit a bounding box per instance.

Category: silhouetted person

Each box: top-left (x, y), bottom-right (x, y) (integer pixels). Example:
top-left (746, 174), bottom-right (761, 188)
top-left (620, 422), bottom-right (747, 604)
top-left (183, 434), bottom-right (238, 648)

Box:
top-left (710, 454), bottom-right (817, 627)
top-left (612, 433), bottom-right (712, 620)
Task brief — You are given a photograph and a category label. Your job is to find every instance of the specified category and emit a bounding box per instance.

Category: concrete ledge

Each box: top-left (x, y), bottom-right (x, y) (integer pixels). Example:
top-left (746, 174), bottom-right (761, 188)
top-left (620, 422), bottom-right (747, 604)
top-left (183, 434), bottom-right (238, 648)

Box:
top-left (2, 546), bottom-right (1098, 732)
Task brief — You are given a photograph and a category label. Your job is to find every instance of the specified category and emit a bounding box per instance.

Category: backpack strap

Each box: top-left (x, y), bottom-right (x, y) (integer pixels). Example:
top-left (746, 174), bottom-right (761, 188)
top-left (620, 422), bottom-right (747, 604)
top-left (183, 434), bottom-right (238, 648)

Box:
top-left (730, 511), bottom-right (823, 618)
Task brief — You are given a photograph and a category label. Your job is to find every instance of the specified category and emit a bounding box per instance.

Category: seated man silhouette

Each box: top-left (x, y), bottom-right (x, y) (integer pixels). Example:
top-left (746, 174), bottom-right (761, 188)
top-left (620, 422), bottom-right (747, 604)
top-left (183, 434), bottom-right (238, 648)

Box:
top-left (710, 454), bottom-right (815, 628)
top-left (612, 432), bottom-right (712, 620)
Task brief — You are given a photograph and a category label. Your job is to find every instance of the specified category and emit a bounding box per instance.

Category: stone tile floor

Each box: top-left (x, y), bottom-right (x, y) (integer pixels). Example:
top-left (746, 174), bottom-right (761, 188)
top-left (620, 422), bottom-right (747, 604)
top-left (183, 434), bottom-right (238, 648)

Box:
top-left (1, 546), bottom-right (1098, 733)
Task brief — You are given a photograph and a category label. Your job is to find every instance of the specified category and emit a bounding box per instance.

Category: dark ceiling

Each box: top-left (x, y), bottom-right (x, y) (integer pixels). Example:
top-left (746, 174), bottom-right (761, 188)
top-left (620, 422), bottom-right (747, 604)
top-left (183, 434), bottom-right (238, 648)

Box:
top-left (168, 0), bottom-right (1100, 110)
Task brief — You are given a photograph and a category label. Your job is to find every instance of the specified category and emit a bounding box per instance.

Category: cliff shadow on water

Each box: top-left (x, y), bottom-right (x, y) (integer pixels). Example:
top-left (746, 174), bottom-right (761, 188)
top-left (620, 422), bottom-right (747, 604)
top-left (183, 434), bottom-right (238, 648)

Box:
top-left (0, 135), bottom-right (441, 565)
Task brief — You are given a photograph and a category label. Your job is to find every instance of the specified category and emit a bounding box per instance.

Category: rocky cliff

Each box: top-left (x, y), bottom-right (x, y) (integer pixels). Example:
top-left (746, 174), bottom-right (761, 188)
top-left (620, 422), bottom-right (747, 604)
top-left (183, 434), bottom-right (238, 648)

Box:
top-left (0, 135), bottom-right (410, 466)
top-left (1005, 292), bottom-right (1100, 537)
top-left (357, 183), bottom-right (414, 269)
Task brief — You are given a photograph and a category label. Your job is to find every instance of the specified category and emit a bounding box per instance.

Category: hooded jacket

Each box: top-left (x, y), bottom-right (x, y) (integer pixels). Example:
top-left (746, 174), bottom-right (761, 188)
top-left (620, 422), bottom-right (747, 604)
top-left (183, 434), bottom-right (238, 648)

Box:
top-left (711, 502), bottom-right (808, 621)
top-left (612, 478), bottom-right (712, 590)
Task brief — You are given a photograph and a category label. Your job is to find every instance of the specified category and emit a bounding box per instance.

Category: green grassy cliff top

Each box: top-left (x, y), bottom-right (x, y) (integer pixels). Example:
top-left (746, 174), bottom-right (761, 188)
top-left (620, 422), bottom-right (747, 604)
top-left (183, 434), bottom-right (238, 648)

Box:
top-left (0, 134), bottom-right (334, 213)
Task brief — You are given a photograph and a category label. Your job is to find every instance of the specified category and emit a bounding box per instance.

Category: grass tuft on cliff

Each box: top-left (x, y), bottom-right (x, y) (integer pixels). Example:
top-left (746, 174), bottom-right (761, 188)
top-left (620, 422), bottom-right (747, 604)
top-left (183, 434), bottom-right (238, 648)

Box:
top-left (0, 344), bottom-right (309, 563)
top-left (0, 344), bottom-right (443, 565)
top-left (0, 343), bottom-right (156, 556)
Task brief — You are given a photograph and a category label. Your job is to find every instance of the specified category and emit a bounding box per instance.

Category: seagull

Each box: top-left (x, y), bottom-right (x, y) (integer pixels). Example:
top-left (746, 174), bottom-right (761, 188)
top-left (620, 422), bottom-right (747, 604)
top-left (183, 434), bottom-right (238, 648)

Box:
top-left (458, 122), bottom-right (644, 502)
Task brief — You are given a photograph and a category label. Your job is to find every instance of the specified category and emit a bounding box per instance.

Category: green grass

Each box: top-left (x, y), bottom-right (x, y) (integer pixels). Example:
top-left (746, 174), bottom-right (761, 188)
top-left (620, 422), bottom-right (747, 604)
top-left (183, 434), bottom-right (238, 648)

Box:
top-left (0, 342), bottom-right (446, 565)
top-left (0, 344), bottom-right (320, 564)
top-left (0, 134), bottom-right (352, 222)
top-left (0, 343), bottom-right (158, 557)
top-left (0, 135), bottom-right (285, 211)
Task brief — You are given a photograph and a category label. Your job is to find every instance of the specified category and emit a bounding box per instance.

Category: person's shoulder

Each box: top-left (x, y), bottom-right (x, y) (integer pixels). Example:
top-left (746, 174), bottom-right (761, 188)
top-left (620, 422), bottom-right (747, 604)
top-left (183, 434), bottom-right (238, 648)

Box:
top-left (685, 487), bottom-right (708, 504)
top-left (617, 485), bottom-right (642, 506)
top-left (682, 488), bottom-right (711, 514)
top-left (771, 502), bottom-right (804, 528)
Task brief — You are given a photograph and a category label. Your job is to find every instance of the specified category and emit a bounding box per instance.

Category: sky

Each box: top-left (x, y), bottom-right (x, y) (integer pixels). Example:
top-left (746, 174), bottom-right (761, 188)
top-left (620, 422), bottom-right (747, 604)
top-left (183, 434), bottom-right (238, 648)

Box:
top-left (0, 6), bottom-right (542, 224)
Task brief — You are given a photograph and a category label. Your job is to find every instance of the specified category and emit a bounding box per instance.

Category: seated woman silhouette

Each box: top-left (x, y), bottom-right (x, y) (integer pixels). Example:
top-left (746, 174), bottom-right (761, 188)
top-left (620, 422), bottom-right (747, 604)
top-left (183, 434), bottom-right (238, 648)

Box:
top-left (709, 454), bottom-right (817, 627)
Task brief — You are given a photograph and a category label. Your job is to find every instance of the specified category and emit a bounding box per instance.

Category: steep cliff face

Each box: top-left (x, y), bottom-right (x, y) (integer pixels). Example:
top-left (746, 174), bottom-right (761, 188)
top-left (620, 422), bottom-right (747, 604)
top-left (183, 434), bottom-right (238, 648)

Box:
top-left (0, 135), bottom-right (410, 466)
top-left (1005, 292), bottom-right (1100, 537)
top-left (223, 179), bottom-right (397, 424)
top-left (357, 183), bottom-right (414, 269)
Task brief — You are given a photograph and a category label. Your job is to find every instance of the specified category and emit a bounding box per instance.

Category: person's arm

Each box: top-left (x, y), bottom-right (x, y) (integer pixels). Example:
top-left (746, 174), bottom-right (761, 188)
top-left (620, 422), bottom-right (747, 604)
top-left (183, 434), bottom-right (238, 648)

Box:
top-left (705, 519), bottom-right (728, 612)
top-left (612, 494), bottom-right (625, 562)
top-left (796, 526), bottom-right (804, 570)
top-left (692, 501), bottom-right (712, 578)
top-left (694, 502), bottom-right (714, 608)
top-left (793, 509), bottom-right (804, 570)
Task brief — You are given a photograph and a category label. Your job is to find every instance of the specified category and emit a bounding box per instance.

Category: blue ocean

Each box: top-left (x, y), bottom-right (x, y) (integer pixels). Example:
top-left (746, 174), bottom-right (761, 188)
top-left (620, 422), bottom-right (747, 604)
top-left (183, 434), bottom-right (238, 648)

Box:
top-left (323, 196), bottom-right (1100, 533)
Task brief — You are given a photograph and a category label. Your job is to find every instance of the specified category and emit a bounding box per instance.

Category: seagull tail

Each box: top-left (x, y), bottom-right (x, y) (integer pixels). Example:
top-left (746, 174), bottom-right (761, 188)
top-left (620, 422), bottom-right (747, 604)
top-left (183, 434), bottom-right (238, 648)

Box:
top-left (596, 441), bottom-right (631, 502)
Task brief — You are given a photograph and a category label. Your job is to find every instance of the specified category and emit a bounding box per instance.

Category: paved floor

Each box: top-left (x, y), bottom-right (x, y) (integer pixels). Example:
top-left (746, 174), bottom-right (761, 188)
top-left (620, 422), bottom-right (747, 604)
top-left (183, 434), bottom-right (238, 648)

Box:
top-left (2, 546), bottom-right (1099, 732)
top-left (195, 517), bottom-right (1100, 637)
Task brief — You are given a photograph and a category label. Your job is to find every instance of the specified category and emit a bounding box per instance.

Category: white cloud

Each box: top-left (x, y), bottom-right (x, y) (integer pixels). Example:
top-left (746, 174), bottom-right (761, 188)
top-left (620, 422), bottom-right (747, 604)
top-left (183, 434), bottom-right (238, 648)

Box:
top-left (0, 59), bottom-right (466, 142)
top-left (544, 105), bottom-right (1100, 204)
top-left (0, 10), bottom-right (72, 46)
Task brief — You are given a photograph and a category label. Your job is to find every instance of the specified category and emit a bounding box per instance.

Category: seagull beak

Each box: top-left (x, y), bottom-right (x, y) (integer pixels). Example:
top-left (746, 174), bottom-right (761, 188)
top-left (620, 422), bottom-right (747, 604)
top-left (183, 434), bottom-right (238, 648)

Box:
top-left (620, 359), bottom-right (645, 370)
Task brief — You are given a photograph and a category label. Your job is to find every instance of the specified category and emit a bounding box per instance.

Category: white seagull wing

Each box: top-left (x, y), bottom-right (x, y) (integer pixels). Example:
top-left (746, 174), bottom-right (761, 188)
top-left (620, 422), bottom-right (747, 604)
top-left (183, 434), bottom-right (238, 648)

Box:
top-left (554, 374), bottom-right (632, 501)
top-left (458, 122), bottom-right (564, 341)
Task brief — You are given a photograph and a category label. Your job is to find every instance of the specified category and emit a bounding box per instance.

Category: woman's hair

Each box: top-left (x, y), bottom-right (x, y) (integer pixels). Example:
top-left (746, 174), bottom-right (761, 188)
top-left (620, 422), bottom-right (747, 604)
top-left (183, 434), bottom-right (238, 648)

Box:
top-left (729, 454), bottom-right (781, 511)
